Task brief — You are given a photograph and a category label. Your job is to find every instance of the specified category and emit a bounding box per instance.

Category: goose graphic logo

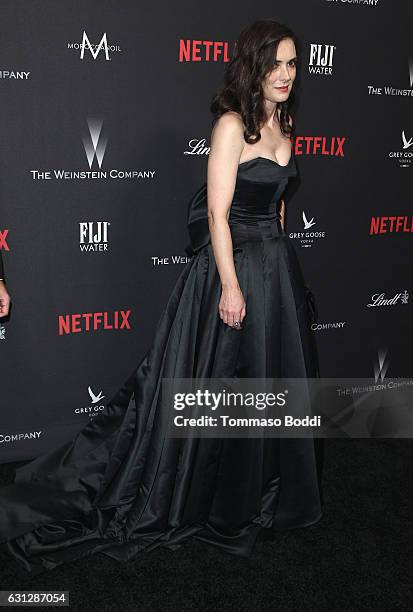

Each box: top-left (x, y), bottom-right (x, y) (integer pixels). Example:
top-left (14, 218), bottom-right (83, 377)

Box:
top-left (402, 130), bottom-right (413, 150)
top-left (302, 211), bottom-right (316, 230)
top-left (82, 118), bottom-right (108, 169)
top-left (373, 348), bottom-right (389, 383)
top-left (88, 386), bottom-right (105, 404)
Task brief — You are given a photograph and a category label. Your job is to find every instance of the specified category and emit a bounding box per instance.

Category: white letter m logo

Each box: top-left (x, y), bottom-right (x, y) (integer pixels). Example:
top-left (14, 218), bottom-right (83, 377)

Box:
top-left (80, 31), bottom-right (110, 60)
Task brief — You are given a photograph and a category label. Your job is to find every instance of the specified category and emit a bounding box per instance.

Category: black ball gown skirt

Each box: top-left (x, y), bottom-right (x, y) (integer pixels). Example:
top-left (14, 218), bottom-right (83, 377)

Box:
top-left (0, 156), bottom-right (324, 575)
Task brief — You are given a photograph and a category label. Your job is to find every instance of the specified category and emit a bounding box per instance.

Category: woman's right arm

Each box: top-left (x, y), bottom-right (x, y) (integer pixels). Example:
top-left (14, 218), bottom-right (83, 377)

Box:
top-left (206, 113), bottom-right (246, 329)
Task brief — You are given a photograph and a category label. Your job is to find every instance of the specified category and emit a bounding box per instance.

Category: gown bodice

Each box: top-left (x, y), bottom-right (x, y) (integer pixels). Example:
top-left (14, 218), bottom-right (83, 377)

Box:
top-left (186, 152), bottom-right (297, 256)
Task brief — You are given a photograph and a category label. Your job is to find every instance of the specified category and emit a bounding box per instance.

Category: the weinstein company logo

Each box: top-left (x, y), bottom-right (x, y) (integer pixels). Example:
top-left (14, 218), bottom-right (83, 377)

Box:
top-left (75, 386), bottom-right (106, 416)
top-left (289, 210), bottom-right (326, 247)
top-left (367, 290), bottom-right (409, 308)
top-left (67, 31), bottom-right (122, 59)
top-left (30, 117), bottom-right (154, 181)
top-left (58, 310), bottom-right (132, 335)
top-left (0, 68), bottom-right (30, 80)
top-left (83, 118), bottom-right (108, 169)
top-left (179, 39), bottom-right (231, 62)
top-left (388, 130), bottom-right (413, 168)
top-left (373, 348), bottom-right (389, 383)
top-left (0, 430), bottom-right (42, 444)
top-left (308, 44), bottom-right (336, 75)
top-left (80, 221), bottom-right (110, 252)
top-left (368, 56), bottom-right (413, 97)
top-left (370, 215), bottom-right (413, 235)
top-left (152, 254), bottom-right (192, 266)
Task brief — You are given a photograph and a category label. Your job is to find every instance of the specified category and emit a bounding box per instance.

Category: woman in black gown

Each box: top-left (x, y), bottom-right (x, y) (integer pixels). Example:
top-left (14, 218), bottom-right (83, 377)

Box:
top-left (0, 20), bottom-right (324, 575)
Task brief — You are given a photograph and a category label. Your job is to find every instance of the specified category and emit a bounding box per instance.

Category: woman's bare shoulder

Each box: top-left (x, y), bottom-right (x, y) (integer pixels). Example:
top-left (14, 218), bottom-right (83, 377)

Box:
top-left (211, 111), bottom-right (244, 140)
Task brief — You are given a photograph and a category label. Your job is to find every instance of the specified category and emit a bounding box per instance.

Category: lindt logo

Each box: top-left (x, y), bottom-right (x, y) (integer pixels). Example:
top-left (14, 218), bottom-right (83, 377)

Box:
top-left (58, 310), bottom-right (132, 335)
top-left (367, 291), bottom-right (409, 307)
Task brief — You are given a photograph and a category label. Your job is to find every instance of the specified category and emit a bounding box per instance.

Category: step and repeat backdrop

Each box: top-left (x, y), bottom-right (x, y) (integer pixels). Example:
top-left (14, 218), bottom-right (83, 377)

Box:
top-left (0, 0), bottom-right (411, 461)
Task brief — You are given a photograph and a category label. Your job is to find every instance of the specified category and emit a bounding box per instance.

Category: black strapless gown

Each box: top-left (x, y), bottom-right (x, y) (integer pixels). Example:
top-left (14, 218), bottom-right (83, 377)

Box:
top-left (0, 152), bottom-right (324, 575)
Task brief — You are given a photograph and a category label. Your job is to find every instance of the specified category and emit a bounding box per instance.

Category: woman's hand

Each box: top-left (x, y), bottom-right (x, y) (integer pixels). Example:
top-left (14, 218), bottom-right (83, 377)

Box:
top-left (279, 199), bottom-right (285, 230)
top-left (219, 285), bottom-right (246, 329)
top-left (0, 281), bottom-right (11, 317)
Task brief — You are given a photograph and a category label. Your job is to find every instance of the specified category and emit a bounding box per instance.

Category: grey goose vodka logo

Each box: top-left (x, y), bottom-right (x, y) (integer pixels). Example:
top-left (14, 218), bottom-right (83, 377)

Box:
top-left (29, 117), bottom-right (155, 181)
top-left (74, 386), bottom-right (106, 416)
top-left (67, 31), bottom-right (122, 59)
top-left (288, 209), bottom-right (326, 248)
top-left (388, 129), bottom-right (413, 168)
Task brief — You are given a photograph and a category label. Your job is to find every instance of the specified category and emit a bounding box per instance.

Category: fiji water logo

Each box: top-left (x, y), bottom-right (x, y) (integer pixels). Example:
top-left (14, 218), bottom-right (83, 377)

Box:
top-left (308, 43), bottom-right (336, 75)
top-left (79, 221), bottom-right (110, 252)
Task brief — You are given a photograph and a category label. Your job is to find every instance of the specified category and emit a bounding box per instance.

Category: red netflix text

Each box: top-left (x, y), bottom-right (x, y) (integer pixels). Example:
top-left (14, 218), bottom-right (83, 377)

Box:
top-left (370, 216), bottom-right (413, 235)
top-left (58, 310), bottom-right (132, 335)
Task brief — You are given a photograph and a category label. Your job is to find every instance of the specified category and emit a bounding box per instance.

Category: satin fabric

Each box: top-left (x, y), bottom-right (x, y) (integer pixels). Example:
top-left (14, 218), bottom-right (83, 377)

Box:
top-left (0, 152), bottom-right (324, 575)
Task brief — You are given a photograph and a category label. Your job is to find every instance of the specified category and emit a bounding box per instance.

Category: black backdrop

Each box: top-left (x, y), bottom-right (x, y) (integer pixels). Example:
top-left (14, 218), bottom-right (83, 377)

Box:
top-left (0, 0), bottom-right (412, 461)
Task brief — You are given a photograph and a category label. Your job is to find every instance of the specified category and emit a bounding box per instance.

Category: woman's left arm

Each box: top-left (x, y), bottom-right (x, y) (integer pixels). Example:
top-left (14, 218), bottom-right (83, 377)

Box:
top-left (279, 199), bottom-right (285, 230)
top-left (279, 113), bottom-right (293, 232)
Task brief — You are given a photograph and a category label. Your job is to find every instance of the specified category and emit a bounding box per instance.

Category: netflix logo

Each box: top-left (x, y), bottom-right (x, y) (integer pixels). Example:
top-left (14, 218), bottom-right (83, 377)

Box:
top-left (0, 229), bottom-right (10, 251)
top-left (178, 39), bottom-right (231, 63)
top-left (293, 136), bottom-right (345, 158)
top-left (370, 216), bottom-right (413, 235)
top-left (58, 310), bottom-right (132, 335)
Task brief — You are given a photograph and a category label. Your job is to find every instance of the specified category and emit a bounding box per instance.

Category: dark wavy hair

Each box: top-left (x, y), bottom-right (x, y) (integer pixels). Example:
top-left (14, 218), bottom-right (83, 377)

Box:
top-left (210, 20), bottom-right (299, 143)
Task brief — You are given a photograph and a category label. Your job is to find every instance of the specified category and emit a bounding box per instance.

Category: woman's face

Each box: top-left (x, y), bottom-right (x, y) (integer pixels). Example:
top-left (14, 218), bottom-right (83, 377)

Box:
top-left (261, 37), bottom-right (297, 103)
